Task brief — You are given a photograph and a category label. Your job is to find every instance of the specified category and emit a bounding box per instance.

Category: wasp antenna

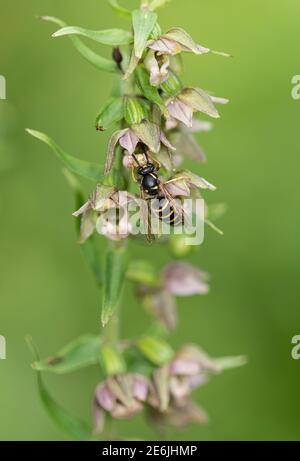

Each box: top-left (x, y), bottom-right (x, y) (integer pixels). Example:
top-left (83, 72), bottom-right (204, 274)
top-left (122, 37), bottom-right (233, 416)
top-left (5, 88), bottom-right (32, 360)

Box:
top-left (132, 153), bottom-right (141, 167)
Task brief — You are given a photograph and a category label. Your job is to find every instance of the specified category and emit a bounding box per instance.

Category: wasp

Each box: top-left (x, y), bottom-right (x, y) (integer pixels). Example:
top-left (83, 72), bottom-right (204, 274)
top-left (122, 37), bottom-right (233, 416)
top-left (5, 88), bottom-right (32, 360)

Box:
top-left (131, 152), bottom-right (187, 238)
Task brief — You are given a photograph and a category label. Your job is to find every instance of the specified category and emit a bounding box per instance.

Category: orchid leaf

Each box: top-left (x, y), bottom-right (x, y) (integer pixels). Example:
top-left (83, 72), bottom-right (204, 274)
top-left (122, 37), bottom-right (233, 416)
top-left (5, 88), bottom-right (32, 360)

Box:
top-left (102, 245), bottom-right (127, 327)
top-left (135, 65), bottom-right (168, 116)
top-left (40, 17), bottom-right (117, 73)
top-left (108, 0), bottom-right (131, 18)
top-left (32, 335), bottom-right (102, 374)
top-left (132, 9), bottom-right (157, 59)
top-left (26, 337), bottom-right (91, 440)
top-left (53, 27), bottom-right (133, 46)
top-left (149, 0), bottom-right (172, 10)
top-left (26, 129), bottom-right (103, 181)
top-left (95, 97), bottom-right (124, 131)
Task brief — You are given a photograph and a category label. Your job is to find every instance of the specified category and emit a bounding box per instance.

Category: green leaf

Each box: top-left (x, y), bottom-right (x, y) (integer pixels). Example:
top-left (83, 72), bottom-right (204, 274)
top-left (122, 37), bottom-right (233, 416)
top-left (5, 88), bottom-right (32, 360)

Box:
top-left (135, 65), bottom-right (168, 116)
top-left (40, 17), bottom-right (117, 73)
top-left (126, 260), bottom-right (160, 287)
top-left (95, 97), bottom-right (124, 131)
top-left (102, 245), bottom-right (127, 326)
top-left (26, 336), bottom-right (91, 440)
top-left (100, 344), bottom-right (126, 376)
top-left (53, 26), bottom-right (133, 46)
top-left (149, 0), bottom-right (172, 10)
top-left (123, 8), bottom-right (157, 80)
top-left (136, 335), bottom-right (173, 366)
top-left (32, 334), bottom-right (102, 374)
top-left (108, 0), bottom-right (132, 18)
top-left (63, 170), bottom-right (103, 285)
top-left (132, 9), bottom-right (157, 59)
top-left (26, 129), bottom-right (103, 181)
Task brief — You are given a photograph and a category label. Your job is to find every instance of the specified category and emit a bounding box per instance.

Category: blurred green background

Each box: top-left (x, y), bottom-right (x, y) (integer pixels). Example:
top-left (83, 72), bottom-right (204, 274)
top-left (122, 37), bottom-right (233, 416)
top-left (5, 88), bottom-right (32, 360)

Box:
top-left (1, 0), bottom-right (300, 441)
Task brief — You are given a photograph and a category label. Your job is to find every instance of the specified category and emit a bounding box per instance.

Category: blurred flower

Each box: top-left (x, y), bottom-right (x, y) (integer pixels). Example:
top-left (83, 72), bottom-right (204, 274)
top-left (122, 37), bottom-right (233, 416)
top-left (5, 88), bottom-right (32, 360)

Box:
top-left (148, 399), bottom-right (208, 430)
top-left (161, 262), bottom-right (210, 296)
top-left (138, 287), bottom-right (178, 331)
top-left (166, 119), bottom-right (213, 164)
top-left (146, 344), bottom-right (218, 430)
top-left (138, 262), bottom-right (210, 331)
top-left (92, 373), bottom-right (149, 434)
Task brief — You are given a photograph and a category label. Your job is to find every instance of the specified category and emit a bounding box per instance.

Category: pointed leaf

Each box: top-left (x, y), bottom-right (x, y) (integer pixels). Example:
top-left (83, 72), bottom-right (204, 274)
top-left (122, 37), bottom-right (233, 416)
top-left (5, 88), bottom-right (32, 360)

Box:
top-left (135, 66), bottom-right (168, 116)
top-left (149, 0), bottom-right (172, 10)
top-left (26, 337), bottom-right (90, 440)
top-left (132, 9), bottom-right (157, 59)
top-left (53, 27), bottom-right (133, 46)
top-left (26, 129), bottom-right (103, 181)
top-left (108, 0), bottom-right (132, 18)
top-left (178, 88), bottom-right (220, 119)
top-left (104, 129), bottom-right (128, 174)
top-left (102, 245), bottom-right (127, 326)
top-left (132, 121), bottom-right (161, 153)
top-left (136, 335), bottom-right (173, 366)
top-left (95, 97), bottom-right (124, 131)
top-left (32, 335), bottom-right (102, 374)
top-left (40, 17), bottom-right (117, 73)
top-left (123, 49), bottom-right (140, 79)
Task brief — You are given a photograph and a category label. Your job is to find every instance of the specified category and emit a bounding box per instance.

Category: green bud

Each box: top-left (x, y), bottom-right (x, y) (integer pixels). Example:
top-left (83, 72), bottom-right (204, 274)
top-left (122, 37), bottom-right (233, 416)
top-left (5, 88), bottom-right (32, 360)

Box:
top-left (100, 344), bottom-right (126, 376)
top-left (149, 22), bottom-right (162, 40)
top-left (160, 71), bottom-right (182, 96)
top-left (169, 234), bottom-right (196, 258)
top-left (126, 260), bottom-right (160, 287)
top-left (124, 96), bottom-right (147, 125)
top-left (136, 335), bottom-right (173, 366)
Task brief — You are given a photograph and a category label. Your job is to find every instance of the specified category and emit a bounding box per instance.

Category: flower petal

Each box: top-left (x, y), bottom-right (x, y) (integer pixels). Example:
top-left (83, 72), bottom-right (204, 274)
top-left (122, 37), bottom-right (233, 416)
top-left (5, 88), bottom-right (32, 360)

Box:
top-left (178, 88), bottom-right (219, 119)
top-left (148, 37), bottom-right (182, 55)
top-left (131, 120), bottom-right (161, 153)
top-left (164, 27), bottom-right (209, 55)
top-left (95, 383), bottom-right (115, 412)
top-left (160, 131), bottom-right (176, 151)
top-left (167, 98), bottom-right (193, 127)
top-left (119, 129), bottom-right (139, 155)
top-left (162, 262), bottom-right (210, 296)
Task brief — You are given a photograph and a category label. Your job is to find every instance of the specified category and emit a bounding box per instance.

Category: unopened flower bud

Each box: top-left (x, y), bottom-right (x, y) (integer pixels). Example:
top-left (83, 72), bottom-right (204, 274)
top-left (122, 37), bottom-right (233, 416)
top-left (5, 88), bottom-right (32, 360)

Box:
top-left (124, 96), bottom-right (146, 125)
top-left (161, 71), bottom-right (182, 96)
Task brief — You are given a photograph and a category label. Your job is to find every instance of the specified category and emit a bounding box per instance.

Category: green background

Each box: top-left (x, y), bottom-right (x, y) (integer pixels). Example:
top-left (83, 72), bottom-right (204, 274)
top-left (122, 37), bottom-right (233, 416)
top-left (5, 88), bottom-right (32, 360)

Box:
top-left (0, 0), bottom-right (300, 441)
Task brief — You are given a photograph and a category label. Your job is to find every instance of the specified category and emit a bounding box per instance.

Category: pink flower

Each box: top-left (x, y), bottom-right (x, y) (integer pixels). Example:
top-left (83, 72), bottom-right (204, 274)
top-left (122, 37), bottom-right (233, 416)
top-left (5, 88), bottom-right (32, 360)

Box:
top-left (162, 262), bottom-right (210, 296)
top-left (92, 374), bottom-right (149, 434)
